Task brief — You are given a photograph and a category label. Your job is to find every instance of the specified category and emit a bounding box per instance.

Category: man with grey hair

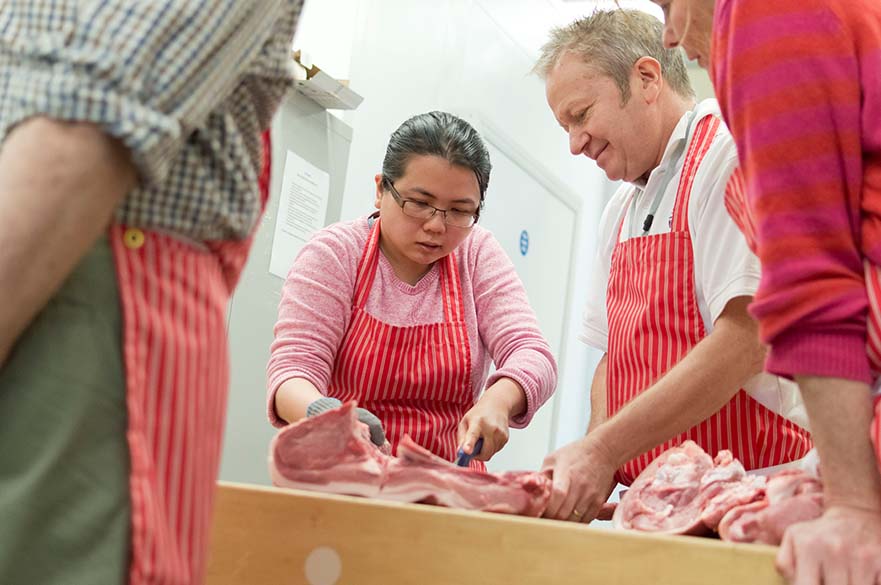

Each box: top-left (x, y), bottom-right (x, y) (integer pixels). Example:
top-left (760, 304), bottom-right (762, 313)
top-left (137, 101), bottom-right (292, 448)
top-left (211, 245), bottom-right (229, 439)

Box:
top-left (537, 9), bottom-right (813, 524)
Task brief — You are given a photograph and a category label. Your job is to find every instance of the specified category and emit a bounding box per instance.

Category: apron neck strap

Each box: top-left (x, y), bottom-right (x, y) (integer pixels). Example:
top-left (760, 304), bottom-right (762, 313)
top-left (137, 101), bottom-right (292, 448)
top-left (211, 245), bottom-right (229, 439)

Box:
top-left (670, 115), bottom-right (721, 231)
top-left (439, 252), bottom-right (462, 322)
top-left (352, 219), bottom-right (383, 309)
top-left (352, 218), bottom-right (464, 322)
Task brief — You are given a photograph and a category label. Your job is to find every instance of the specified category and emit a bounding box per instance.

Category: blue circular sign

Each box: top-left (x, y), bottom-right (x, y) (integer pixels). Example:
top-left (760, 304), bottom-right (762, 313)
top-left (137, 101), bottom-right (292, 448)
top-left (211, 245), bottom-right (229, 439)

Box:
top-left (519, 230), bottom-right (529, 256)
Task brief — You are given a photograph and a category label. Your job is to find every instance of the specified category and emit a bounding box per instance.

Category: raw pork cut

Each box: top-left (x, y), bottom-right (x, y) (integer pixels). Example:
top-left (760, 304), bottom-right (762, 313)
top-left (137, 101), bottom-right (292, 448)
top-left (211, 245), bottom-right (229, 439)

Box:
top-left (697, 451), bottom-right (766, 531)
top-left (270, 400), bottom-right (387, 497)
top-left (700, 473), bottom-right (766, 531)
top-left (718, 470), bottom-right (823, 545)
top-left (381, 436), bottom-right (551, 516)
top-left (270, 402), bottom-right (552, 517)
top-left (612, 441), bottom-right (714, 535)
top-left (612, 440), bottom-right (824, 545)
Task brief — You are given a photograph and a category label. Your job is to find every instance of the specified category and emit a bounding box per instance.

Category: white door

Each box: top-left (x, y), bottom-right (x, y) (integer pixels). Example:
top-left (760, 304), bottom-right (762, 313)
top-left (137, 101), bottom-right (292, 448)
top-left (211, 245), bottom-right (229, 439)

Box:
top-left (477, 139), bottom-right (578, 472)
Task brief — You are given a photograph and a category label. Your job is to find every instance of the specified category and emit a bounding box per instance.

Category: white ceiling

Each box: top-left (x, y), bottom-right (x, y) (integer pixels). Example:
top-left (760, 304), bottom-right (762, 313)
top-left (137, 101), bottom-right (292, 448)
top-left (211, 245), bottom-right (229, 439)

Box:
top-left (474, 0), bottom-right (664, 59)
top-left (553, 0), bottom-right (663, 21)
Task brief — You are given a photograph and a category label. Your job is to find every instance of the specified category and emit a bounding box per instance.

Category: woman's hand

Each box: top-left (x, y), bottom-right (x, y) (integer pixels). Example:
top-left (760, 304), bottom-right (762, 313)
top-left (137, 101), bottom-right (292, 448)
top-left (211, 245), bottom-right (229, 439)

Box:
top-left (457, 378), bottom-right (526, 462)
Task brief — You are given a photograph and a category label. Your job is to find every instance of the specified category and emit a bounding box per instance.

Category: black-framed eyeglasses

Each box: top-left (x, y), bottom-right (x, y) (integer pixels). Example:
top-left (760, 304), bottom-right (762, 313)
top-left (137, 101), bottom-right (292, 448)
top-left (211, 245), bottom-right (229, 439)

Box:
top-left (383, 179), bottom-right (479, 228)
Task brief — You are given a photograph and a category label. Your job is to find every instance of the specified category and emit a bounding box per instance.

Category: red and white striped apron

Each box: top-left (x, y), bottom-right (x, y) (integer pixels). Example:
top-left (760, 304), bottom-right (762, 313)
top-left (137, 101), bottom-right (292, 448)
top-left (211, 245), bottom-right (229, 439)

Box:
top-left (327, 218), bottom-right (482, 470)
top-left (607, 116), bottom-right (813, 486)
top-left (723, 167), bottom-right (756, 252)
top-left (111, 133), bottom-right (272, 585)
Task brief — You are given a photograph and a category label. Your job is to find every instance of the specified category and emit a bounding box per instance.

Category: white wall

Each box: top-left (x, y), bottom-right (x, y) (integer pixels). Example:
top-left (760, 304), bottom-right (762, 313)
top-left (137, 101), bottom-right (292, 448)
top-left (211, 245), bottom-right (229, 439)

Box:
top-left (290, 0), bottom-right (359, 81)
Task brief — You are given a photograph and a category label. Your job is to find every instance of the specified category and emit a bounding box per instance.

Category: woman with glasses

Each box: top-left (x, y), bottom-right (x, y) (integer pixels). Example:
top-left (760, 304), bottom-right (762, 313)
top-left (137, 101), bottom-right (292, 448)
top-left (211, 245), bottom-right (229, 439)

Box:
top-left (266, 111), bottom-right (557, 468)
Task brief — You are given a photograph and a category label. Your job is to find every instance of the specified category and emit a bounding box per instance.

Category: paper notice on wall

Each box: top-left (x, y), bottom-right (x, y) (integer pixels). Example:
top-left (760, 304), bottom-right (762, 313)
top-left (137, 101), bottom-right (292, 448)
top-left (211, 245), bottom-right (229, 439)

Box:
top-left (269, 151), bottom-right (330, 279)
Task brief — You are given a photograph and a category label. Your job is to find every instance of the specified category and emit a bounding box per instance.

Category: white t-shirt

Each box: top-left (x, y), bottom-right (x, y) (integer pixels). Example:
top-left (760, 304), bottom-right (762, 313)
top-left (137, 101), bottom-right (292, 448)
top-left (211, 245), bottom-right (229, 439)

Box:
top-left (579, 99), bottom-right (809, 432)
top-left (580, 99), bottom-right (757, 350)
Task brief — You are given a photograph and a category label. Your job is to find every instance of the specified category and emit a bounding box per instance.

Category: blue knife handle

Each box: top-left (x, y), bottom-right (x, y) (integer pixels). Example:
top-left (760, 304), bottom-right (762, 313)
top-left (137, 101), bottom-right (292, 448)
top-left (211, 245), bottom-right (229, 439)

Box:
top-left (455, 437), bottom-right (484, 466)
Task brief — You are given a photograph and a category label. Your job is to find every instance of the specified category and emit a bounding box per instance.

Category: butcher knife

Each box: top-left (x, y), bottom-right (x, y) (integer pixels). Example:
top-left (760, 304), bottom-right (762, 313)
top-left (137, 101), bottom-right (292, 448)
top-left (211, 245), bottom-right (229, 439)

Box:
top-left (454, 437), bottom-right (483, 467)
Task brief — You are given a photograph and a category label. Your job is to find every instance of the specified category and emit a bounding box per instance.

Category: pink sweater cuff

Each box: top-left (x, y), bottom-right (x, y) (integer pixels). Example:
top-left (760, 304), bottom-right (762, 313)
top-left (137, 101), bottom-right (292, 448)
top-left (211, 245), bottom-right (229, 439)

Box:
top-left (765, 329), bottom-right (873, 384)
top-left (486, 371), bottom-right (541, 429)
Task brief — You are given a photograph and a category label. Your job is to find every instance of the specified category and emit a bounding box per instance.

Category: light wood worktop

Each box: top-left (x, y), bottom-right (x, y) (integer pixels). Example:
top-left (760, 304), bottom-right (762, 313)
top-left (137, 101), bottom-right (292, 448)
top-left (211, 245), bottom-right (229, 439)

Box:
top-left (206, 481), bottom-right (784, 585)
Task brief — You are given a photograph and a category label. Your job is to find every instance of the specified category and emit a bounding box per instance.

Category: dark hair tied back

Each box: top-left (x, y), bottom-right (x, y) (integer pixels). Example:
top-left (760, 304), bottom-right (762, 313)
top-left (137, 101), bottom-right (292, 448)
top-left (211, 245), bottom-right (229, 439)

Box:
top-left (382, 111), bottom-right (491, 205)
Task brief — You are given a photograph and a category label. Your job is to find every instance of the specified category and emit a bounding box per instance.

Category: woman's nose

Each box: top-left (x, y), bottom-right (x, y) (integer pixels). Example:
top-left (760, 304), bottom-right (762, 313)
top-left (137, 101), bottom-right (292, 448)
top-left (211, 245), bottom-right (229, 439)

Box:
top-left (423, 211), bottom-right (447, 232)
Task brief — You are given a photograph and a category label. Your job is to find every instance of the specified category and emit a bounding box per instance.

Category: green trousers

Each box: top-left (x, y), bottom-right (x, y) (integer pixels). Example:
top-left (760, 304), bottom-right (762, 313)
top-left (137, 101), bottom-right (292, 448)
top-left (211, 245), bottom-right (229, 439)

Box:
top-left (0, 236), bottom-right (131, 584)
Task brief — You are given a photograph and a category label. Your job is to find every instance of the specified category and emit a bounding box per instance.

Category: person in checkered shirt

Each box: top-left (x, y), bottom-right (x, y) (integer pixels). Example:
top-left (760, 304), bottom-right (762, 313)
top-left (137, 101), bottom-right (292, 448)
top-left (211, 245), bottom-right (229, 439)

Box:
top-left (0, 2), bottom-right (303, 583)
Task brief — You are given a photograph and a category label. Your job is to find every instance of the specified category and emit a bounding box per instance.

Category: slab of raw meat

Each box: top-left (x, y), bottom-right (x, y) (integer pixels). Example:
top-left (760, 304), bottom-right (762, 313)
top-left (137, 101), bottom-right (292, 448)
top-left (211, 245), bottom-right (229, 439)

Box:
top-left (611, 441), bottom-right (824, 544)
top-left (612, 441), bottom-right (715, 535)
top-left (697, 452), bottom-right (767, 531)
top-left (269, 402), bottom-right (552, 517)
top-left (382, 436), bottom-right (551, 516)
top-left (716, 499), bottom-right (770, 543)
top-left (699, 473), bottom-right (767, 531)
top-left (613, 444), bottom-right (767, 535)
top-left (269, 402), bottom-right (388, 497)
top-left (718, 470), bottom-right (823, 545)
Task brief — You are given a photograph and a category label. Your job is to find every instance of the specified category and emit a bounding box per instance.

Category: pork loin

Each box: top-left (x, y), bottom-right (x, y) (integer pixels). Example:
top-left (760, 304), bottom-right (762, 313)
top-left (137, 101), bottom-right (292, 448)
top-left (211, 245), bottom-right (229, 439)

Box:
top-left (718, 470), bottom-right (823, 545)
top-left (270, 401), bottom-right (388, 497)
top-left (270, 401), bottom-right (552, 517)
top-left (382, 436), bottom-right (551, 516)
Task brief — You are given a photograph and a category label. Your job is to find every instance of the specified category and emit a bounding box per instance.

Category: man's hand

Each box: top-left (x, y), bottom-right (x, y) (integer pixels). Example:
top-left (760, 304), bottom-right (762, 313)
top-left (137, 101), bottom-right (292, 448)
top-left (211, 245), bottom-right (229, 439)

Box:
top-left (777, 504), bottom-right (881, 585)
top-left (541, 436), bottom-right (617, 523)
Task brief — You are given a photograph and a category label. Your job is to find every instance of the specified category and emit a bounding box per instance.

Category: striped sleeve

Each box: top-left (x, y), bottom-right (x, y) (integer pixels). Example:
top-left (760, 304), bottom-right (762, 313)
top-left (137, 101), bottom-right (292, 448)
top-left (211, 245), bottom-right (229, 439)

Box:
top-left (714, 0), bottom-right (870, 382)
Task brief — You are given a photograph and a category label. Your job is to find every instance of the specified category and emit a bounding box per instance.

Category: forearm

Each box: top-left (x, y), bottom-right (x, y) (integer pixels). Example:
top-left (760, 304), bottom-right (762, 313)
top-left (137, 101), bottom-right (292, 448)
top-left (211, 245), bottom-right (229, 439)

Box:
top-left (592, 299), bottom-right (764, 466)
top-left (0, 117), bottom-right (136, 365)
top-left (274, 377), bottom-right (325, 424)
top-left (796, 375), bottom-right (881, 510)
top-left (481, 377), bottom-right (527, 420)
top-left (587, 353), bottom-right (608, 433)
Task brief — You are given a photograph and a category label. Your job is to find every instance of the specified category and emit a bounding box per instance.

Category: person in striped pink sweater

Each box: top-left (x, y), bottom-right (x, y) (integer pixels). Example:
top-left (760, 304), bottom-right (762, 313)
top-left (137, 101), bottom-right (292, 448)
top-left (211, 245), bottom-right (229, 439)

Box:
top-left (654, 0), bottom-right (881, 582)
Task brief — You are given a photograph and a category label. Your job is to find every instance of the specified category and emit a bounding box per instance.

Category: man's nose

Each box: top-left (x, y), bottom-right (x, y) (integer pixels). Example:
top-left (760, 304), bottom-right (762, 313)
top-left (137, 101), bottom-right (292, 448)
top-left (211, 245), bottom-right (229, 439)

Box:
top-left (569, 130), bottom-right (588, 157)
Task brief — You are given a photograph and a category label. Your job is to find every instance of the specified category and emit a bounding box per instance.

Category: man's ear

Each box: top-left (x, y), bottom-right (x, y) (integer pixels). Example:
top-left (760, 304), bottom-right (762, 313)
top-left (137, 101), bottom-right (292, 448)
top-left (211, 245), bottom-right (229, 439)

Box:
top-left (633, 56), bottom-right (663, 104)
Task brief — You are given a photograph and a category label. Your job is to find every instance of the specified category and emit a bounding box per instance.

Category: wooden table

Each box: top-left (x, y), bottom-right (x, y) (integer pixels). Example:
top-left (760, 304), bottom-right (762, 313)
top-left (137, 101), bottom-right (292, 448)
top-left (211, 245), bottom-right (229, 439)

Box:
top-left (206, 481), bottom-right (784, 585)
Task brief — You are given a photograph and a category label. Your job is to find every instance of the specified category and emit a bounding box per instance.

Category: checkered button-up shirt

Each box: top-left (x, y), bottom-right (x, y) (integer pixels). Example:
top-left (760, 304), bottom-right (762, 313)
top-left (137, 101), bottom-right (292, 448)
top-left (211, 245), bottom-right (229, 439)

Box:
top-left (0, 0), bottom-right (303, 241)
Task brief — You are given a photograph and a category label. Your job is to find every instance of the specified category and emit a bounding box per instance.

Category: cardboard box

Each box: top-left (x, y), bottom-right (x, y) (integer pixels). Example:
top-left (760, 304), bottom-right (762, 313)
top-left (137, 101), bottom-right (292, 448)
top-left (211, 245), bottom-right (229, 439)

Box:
top-left (292, 50), bottom-right (363, 110)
